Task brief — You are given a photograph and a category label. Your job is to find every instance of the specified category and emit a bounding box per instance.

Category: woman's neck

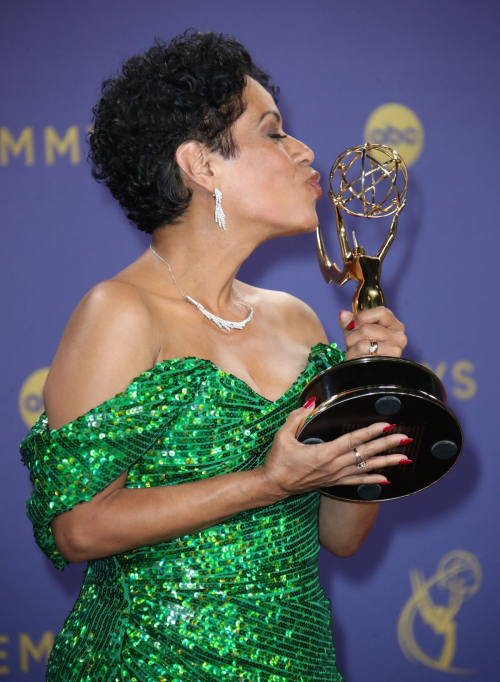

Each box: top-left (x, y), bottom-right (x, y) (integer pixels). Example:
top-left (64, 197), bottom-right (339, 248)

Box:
top-left (147, 213), bottom-right (259, 316)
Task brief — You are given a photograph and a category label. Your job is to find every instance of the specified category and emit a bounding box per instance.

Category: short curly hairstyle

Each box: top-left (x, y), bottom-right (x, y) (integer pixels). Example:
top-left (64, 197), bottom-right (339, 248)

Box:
top-left (88, 30), bottom-right (279, 233)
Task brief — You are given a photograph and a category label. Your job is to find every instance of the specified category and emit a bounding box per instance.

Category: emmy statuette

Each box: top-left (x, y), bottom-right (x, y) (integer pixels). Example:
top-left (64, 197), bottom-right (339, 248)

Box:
top-left (297, 144), bottom-right (463, 502)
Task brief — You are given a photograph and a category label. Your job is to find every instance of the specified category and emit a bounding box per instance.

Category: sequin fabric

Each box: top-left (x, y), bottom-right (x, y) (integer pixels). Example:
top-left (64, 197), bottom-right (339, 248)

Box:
top-left (20, 342), bottom-right (345, 681)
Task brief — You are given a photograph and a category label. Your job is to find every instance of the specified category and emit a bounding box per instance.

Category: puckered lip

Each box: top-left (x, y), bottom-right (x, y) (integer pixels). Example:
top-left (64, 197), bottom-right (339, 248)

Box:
top-left (307, 170), bottom-right (322, 197)
top-left (307, 170), bottom-right (321, 185)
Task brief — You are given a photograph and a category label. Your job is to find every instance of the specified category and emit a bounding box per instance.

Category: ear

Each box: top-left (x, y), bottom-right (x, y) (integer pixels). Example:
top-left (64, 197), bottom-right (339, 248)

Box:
top-left (175, 141), bottom-right (218, 193)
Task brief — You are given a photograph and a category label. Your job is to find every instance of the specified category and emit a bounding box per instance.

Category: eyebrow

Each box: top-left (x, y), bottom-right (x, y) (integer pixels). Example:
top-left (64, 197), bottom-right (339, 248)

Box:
top-left (256, 109), bottom-right (282, 127)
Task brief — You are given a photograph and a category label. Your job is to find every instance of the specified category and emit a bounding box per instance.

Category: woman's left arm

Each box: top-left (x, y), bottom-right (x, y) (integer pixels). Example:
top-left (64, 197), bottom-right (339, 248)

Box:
top-left (305, 305), bottom-right (408, 557)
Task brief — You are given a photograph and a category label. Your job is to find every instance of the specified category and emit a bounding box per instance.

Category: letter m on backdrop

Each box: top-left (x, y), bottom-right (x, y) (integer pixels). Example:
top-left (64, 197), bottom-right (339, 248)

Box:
top-left (0, 127), bottom-right (34, 165)
top-left (19, 631), bottom-right (54, 672)
top-left (44, 125), bottom-right (80, 164)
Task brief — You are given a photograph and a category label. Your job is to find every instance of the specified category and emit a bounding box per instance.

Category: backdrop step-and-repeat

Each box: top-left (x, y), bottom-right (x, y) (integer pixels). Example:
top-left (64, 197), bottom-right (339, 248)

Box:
top-left (1, 1), bottom-right (498, 680)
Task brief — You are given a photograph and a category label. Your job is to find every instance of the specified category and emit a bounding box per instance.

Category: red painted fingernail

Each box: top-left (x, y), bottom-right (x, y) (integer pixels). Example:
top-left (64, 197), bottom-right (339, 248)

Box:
top-left (399, 459), bottom-right (412, 465)
top-left (303, 397), bottom-right (316, 409)
top-left (383, 424), bottom-right (396, 432)
top-left (339, 309), bottom-right (348, 317)
top-left (399, 438), bottom-right (413, 445)
top-left (346, 320), bottom-right (356, 331)
top-left (379, 480), bottom-right (391, 485)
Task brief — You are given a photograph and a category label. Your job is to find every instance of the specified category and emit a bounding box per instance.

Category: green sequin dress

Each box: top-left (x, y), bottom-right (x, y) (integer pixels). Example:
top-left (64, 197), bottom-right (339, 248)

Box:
top-left (20, 342), bottom-right (345, 681)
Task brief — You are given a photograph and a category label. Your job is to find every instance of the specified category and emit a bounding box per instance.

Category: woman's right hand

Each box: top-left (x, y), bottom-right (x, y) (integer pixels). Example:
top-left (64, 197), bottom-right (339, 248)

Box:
top-left (256, 400), bottom-right (412, 499)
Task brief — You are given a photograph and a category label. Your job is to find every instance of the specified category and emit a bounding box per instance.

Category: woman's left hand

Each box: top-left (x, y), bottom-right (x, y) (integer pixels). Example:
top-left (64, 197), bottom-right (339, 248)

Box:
top-left (339, 307), bottom-right (407, 361)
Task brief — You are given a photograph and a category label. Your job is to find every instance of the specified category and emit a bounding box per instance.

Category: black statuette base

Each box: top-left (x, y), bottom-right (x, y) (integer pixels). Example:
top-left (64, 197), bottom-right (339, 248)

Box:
top-left (297, 357), bottom-right (463, 502)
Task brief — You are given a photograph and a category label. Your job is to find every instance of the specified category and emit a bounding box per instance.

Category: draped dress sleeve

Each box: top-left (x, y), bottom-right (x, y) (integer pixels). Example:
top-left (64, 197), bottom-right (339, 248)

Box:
top-left (313, 342), bottom-right (346, 371)
top-left (19, 359), bottom-right (198, 571)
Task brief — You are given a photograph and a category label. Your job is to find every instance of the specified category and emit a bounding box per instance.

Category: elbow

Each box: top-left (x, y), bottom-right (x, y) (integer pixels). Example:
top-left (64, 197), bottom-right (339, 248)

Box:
top-left (54, 534), bottom-right (89, 564)
top-left (332, 544), bottom-right (361, 558)
top-left (320, 536), bottom-right (364, 558)
top-left (51, 516), bottom-right (90, 564)
top-left (59, 541), bottom-right (88, 565)
top-left (330, 543), bottom-right (361, 559)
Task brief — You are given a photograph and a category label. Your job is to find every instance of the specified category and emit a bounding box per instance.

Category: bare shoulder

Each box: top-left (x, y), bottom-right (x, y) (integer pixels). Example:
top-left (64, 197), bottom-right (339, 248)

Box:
top-left (237, 282), bottom-right (329, 345)
top-left (43, 279), bottom-right (158, 430)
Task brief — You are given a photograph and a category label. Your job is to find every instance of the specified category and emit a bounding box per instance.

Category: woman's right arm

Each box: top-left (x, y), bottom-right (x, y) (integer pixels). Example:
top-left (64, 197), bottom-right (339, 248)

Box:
top-left (46, 282), bottom-right (407, 564)
top-left (45, 280), bottom-right (284, 563)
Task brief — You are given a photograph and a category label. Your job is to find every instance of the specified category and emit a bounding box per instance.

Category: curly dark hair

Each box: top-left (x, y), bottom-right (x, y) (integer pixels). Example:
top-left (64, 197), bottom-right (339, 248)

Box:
top-left (88, 30), bottom-right (279, 233)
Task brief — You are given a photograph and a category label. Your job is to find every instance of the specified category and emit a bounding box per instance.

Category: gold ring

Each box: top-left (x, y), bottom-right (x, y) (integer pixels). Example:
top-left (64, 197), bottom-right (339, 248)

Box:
top-left (369, 340), bottom-right (379, 356)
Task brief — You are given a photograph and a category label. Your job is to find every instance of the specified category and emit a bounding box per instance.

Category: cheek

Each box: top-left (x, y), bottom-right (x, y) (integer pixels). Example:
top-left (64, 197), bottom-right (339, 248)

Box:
top-left (224, 151), bottom-right (308, 220)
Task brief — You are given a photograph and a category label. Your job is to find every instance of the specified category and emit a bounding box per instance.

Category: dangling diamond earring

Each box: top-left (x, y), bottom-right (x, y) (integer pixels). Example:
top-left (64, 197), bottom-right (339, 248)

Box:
top-left (213, 188), bottom-right (227, 230)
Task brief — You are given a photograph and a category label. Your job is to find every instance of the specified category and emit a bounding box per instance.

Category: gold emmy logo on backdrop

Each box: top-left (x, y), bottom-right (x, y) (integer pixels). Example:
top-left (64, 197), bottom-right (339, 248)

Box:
top-left (364, 103), bottom-right (424, 166)
top-left (18, 368), bottom-right (49, 427)
top-left (397, 550), bottom-right (482, 673)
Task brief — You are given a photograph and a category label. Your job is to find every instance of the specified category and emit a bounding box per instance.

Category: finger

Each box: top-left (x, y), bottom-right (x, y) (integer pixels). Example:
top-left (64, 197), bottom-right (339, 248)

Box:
top-left (335, 432), bottom-right (410, 470)
top-left (320, 421), bottom-right (395, 456)
top-left (331, 473), bottom-right (390, 486)
top-left (359, 433), bottom-right (411, 458)
top-left (344, 322), bottom-right (406, 348)
top-left (345, 339), bottom-right (406, 360)
top-left (338, 309), bottom-right (355, 332)
top-left (336, 453), bottom-right (411, 479)
top-left (351, 306), bottom-right (405, 333)
top-left (283, 397), bottom-right (317, 436)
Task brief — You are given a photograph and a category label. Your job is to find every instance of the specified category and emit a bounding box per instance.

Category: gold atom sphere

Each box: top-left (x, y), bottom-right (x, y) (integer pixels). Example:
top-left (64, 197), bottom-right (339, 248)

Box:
top-left (329, 143), bottom-right (408, 219)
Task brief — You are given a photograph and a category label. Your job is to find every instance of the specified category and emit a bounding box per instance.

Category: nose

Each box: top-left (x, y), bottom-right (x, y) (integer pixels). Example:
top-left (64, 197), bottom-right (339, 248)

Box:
top-left (288, 135), bottom-right (314, 166)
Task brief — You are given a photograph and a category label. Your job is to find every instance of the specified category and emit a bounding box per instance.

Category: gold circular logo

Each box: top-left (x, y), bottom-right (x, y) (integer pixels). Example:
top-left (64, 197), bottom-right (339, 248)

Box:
top-left (19, 367), bottom-right (49, 427)
top-left (364, 103), bottom-right (424, 166)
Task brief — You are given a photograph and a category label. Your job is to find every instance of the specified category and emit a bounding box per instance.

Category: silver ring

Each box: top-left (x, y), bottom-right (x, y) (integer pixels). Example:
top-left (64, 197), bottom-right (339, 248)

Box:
top-left (369, 340), bottom-right (379, 356)
top-left (355, 448), bottom-right (367, 470)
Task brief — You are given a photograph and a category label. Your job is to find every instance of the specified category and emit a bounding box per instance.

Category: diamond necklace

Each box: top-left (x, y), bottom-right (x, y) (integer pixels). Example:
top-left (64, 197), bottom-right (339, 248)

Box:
top-left (149, 244), bottom-right (254, 332)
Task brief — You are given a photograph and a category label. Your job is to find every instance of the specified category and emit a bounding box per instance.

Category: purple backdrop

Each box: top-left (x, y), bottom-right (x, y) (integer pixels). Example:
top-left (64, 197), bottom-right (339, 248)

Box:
top-left (2, 0), bottom-right (499, 680)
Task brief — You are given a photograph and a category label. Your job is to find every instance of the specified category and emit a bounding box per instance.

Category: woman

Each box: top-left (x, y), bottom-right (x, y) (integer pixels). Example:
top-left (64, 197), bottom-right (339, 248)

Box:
top-left (20, 31), bottom-right (409, 681)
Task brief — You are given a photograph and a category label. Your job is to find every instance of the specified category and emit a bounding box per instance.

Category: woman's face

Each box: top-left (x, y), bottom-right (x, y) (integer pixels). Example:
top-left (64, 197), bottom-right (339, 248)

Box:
top-left (217, 77), bottom-right (321, 240)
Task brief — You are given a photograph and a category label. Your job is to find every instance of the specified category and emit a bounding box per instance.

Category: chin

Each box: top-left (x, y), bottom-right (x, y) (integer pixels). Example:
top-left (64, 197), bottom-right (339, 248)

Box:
top-left (276, 221), bottom-right (318, 238)
top-left (264, 207), bottom-right (319, 239)
top-left (293, 212), bottom-right (320, 235)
